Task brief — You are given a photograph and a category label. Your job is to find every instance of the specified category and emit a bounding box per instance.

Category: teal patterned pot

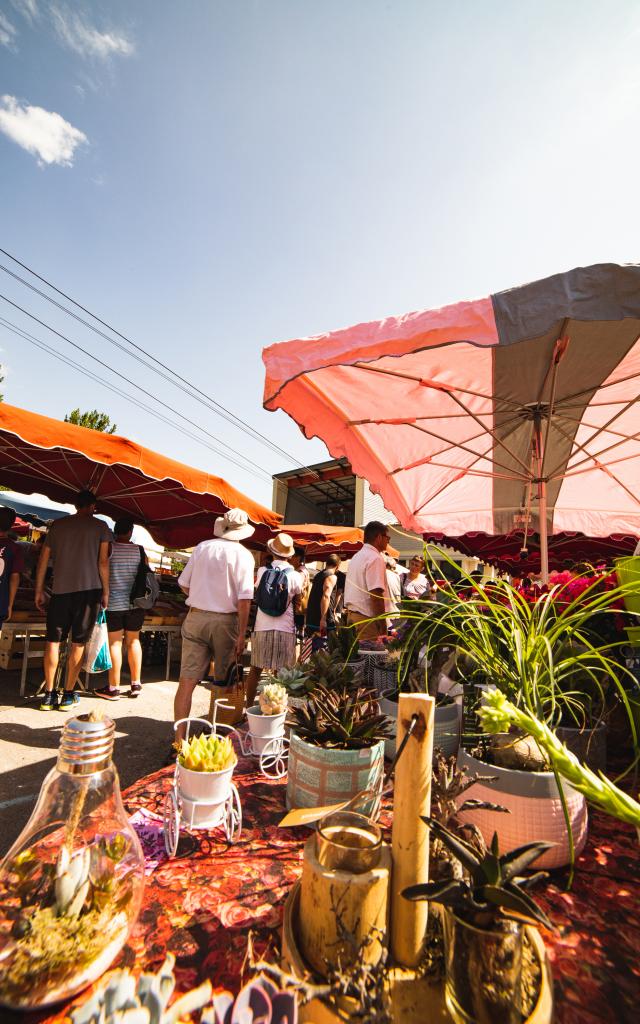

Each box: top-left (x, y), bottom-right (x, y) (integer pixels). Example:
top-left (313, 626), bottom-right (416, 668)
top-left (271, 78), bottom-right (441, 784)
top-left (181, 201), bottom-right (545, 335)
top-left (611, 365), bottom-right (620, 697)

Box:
top-left (286, 733), bottom-right (385, 817)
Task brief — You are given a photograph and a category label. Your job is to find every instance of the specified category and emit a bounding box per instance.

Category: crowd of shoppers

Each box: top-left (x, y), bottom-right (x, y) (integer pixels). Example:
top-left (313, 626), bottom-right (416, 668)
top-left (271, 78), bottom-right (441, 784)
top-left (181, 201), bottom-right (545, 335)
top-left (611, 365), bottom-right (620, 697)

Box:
top-left (2, 492), bottom-right (438, 742)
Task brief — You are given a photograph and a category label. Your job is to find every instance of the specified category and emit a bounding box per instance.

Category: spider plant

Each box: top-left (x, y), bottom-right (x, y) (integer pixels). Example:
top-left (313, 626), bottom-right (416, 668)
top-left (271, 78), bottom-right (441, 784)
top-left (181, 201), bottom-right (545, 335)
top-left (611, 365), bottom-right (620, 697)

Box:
top-left (392, 548), bottom-right (639, 745)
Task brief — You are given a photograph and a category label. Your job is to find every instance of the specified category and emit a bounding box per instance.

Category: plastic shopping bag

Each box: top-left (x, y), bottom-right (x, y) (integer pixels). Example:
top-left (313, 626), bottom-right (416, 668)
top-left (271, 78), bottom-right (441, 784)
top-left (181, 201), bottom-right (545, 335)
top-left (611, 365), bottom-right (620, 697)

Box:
top-left (83, 609), bottom-right (112, 673)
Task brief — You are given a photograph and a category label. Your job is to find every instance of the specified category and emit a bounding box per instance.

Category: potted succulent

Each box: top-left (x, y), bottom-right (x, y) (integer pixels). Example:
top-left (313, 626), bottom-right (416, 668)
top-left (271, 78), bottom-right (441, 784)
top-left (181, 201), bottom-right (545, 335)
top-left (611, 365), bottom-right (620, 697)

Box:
top-left (403, 819), bottom-right (553, 1024)
top-left (287, 684), bottom-right (392, 815)
top-left (246, 683), bottom-right (289, 754)
top-left (177, 732), bottom-right (237, 827)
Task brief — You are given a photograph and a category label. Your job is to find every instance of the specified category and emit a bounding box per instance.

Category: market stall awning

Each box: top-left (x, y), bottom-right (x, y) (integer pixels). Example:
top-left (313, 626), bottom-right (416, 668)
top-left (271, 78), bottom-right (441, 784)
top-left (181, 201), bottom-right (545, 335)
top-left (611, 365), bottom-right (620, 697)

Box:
top-left (425, 530), bottom-right (638, 575)
top-left (263, 263), bottom-right (640, 580)
top-left (250, 522), bottom-right (364, 556)
top-left (0, 403), bottom-right (281, 548)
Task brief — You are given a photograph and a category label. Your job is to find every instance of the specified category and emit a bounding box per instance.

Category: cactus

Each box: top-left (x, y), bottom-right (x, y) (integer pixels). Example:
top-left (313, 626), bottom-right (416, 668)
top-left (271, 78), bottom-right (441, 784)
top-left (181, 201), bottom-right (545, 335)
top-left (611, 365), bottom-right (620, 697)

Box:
top-left (70, 953), bottom-right (212, 1024)
top-left (259, 683), bottom-right (288, 716)
top-left (178, 733), bottom-right (236, 774)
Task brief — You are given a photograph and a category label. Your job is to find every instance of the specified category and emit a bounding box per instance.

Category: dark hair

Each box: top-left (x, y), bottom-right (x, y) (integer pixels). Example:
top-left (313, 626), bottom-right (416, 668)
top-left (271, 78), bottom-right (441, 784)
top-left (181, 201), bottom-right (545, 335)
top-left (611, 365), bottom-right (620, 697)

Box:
top-left (0, 506), bottom-right (17, 531)
top-left (74, 489), bottom-right (97, 510)
top-left (114, 516), bottom-right (134, 538)
top-left (293, 546), bottom-right (305, 561)
top-left (325, 553), bottom-right (340, 568)
top-left (363, 521), bottom-right (387, 544)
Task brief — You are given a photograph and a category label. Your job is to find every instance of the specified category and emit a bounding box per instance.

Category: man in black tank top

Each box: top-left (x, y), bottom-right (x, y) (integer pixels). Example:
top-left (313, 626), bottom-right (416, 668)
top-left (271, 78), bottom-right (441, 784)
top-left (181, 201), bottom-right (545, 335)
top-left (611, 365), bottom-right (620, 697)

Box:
top-left (305, 554), bottom-right (340, 652)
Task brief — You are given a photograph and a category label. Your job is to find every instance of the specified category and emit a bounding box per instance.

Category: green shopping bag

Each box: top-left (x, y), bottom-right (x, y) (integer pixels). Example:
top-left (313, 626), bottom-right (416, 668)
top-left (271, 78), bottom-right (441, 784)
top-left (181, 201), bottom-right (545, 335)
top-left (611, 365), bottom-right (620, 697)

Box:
top-left (83, 608), bottom-right (112, 673)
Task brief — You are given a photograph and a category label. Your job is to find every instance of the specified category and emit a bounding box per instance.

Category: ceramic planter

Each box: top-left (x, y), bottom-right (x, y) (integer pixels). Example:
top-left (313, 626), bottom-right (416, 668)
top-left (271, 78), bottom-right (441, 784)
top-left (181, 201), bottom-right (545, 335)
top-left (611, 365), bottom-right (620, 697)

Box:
top-left (457, 748), bottom-right (588, 869)
top-left (246, 705), bottom-right (287, 754)
top-left (176, 762), bottom-right (235, 828)
top-left (380, 694), bottom-right (461, 761)
top-left (286, 733), bottom-right (385, 817)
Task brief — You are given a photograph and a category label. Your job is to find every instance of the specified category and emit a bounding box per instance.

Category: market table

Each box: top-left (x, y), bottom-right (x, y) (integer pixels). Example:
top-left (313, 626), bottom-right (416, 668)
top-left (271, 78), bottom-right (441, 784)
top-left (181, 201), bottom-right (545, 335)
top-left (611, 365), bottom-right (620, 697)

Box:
top-left (18, 753), bottom-right (640, 1024)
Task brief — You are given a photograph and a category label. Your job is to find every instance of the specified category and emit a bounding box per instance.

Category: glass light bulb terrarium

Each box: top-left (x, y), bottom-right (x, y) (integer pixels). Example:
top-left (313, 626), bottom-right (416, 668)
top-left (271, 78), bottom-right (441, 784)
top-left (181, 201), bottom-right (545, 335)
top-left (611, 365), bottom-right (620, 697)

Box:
top-left (0, 713), bottom-right (145, 1011)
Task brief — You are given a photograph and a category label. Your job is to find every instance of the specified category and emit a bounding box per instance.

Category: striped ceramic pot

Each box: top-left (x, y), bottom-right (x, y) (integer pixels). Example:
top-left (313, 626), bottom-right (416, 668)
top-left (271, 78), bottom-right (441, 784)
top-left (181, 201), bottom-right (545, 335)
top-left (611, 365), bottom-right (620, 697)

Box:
top-left (286, 733), bottom-right (385, 817)
top-left (457, 747), bottom-right (588, 869)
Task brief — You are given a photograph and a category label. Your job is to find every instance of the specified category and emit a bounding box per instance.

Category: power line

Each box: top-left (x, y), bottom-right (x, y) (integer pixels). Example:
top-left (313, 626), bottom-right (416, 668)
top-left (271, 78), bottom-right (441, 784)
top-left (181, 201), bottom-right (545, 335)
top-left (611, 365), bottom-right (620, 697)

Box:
top-left (0, 294), bottom-right (274, 483)
top-left (0, 247), bottom-right (321, 477)
top-left (0, 316), bottom-right (273, 484)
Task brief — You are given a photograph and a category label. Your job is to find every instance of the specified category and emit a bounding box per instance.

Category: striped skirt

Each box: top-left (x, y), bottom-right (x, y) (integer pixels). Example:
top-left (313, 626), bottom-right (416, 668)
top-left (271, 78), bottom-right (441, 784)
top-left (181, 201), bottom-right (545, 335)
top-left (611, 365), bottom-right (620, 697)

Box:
top-left (250, 629), bottom-right (297, 670)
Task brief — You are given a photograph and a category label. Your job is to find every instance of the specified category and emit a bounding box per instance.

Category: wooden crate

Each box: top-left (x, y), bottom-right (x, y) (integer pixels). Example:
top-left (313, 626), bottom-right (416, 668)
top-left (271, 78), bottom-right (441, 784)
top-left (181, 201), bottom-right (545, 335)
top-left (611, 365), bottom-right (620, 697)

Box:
top-left (0, 632), bottom-right (46, 653)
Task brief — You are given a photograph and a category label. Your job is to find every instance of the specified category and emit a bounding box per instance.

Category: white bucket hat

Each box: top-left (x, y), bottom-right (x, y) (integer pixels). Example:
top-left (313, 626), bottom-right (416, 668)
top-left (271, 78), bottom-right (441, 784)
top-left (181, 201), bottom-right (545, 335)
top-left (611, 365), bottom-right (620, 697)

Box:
top-left (213, 507), bottom-right (255, 541)
top-left (267, 532), bottom-right (296, 558)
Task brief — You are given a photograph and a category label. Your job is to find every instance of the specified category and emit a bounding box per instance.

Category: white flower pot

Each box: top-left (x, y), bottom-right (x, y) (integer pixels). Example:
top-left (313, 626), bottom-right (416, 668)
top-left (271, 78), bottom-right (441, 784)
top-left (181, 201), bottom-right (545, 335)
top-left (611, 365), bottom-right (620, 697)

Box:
top-left (177, 761), bottom-right (235, 828)
top-left (457, 747), bottom-right (588, 869)
top-left (246, 706), bottom-right (287, 754)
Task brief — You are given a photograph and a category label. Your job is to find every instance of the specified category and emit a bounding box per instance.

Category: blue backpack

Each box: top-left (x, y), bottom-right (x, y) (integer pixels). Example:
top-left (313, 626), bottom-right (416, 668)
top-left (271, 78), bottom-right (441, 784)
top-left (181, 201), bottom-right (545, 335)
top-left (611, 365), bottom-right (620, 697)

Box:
top-left (256, 565), bottom-right (291, 617)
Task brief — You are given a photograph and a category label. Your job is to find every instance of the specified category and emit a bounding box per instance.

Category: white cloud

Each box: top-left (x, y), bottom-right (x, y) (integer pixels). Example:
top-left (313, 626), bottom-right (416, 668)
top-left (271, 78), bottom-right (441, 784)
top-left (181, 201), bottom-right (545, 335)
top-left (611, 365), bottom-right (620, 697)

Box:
top-left (0, 95), bottom-right (87, 166)
top-left (10, 0), bottom-right (39, 25)
top-left (50, 4), bottom-right (133, 60)
top-left (0, 12), bottom-right (18, 49)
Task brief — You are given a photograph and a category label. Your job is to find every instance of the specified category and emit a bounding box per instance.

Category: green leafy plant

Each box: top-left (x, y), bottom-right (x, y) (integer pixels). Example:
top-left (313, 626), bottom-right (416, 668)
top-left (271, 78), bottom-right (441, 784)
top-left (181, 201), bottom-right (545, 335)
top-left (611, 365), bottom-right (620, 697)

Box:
top-left (479, 690), bottom-right (640, 831)
top-left (290, 684), bottom-right (393, 750)
top-left (430, 752), bottom-right (508, 872)
top-left (272, 665), bottom-right (312, 695)
top-left (327, 624), bottom-right (359, 663)
top-left (403, 818), bottom-right (551, 930)
top-left (394, 549), bottom-right (639, 743)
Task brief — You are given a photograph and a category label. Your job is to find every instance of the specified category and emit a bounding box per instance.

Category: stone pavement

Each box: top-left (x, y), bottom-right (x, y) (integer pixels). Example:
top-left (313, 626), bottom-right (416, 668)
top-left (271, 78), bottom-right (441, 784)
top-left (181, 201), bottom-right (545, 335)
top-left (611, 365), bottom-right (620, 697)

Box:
top-left (0, 664), bottom-right (212, 856)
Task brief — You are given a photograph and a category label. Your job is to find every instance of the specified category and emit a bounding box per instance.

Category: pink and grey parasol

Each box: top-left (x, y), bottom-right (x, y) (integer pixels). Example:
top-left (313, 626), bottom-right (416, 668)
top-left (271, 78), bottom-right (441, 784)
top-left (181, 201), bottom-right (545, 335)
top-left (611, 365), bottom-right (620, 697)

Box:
top-left (263, 263), bottom-right (640, 580)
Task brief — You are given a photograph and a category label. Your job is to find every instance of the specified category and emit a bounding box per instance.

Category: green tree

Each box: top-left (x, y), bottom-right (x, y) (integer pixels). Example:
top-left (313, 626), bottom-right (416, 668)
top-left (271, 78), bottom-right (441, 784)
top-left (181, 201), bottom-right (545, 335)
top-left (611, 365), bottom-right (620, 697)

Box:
top-left (65, 408), bottom-right (117, 434)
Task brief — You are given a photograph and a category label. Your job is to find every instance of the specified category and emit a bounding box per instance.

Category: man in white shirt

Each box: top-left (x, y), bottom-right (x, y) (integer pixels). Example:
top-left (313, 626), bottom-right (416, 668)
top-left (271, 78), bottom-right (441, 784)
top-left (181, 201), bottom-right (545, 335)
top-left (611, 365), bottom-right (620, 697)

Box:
top-left (344, 521), bottom-right (390, 640)
top-left (245, 532), bottom-right (302, 707)
top-left (175, 508), bottom-right (255, 739)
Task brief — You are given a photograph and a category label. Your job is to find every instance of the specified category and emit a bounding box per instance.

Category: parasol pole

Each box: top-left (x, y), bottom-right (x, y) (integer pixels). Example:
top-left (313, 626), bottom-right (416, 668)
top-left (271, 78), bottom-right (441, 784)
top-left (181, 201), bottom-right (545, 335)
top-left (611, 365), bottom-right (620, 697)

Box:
top-left (534, 410), bottom-right (549, 585)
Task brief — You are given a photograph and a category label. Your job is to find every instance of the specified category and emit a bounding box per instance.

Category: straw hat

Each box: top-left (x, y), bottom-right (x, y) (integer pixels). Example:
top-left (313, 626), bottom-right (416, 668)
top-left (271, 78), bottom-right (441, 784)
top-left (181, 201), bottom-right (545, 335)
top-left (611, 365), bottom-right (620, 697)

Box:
top-left (213, 508), bottom-right (255, 541)
top-left (267, 532), bottom-right (296, 558)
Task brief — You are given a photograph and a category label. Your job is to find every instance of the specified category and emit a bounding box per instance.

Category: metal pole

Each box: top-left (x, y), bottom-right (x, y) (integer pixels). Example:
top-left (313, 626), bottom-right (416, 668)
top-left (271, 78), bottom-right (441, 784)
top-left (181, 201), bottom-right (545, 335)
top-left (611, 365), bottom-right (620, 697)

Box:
top-left (534, 412), bottom-right (549, 584)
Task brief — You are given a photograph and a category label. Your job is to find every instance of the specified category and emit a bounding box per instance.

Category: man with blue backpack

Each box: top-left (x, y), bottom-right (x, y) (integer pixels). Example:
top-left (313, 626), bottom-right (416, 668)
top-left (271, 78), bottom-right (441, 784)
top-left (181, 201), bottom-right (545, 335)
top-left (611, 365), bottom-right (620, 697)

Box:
top-left (245, 532), bottom-right (303, 708)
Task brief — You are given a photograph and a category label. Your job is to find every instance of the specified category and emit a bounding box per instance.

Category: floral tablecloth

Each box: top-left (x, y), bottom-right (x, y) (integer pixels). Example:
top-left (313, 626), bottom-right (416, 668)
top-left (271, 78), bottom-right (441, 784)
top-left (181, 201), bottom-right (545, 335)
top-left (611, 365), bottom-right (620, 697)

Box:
top-left (16, 753), bottom-right (640, 1023)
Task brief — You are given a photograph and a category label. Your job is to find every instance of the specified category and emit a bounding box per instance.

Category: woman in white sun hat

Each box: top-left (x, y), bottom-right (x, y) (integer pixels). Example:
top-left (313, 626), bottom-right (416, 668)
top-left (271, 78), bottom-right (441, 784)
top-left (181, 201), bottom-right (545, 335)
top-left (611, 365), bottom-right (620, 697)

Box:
top-left (244, 532), bottom-right (303, 708)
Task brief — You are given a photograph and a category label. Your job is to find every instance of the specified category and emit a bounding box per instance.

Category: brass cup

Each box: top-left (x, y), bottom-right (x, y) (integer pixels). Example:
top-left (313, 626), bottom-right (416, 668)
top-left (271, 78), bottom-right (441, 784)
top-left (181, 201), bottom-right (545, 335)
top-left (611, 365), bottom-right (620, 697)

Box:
top-left (315, 811), bottom-right (382, 873)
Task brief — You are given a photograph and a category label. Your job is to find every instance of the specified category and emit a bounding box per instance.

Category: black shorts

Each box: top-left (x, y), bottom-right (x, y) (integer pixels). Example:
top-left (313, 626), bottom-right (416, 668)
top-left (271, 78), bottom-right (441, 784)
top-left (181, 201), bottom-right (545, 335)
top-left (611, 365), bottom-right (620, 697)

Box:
top-left (46, 589), bottom-right (102, 644)
top-left (106, 607), bottom-right (145, 633)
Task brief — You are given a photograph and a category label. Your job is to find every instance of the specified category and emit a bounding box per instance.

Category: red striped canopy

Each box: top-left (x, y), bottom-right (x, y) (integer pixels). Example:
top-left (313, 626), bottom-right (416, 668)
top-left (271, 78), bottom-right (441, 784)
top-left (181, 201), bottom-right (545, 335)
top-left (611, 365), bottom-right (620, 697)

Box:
top-left (425, 530), bottom-right (637, 575)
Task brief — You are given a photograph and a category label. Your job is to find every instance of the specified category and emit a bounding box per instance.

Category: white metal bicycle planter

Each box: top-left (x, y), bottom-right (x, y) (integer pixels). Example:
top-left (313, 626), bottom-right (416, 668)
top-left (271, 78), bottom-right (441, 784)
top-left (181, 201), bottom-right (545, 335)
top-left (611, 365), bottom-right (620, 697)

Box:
top-left (163, 708), bottom-right (242, 858)
top-left (237, 706), bottom-right (289, 781)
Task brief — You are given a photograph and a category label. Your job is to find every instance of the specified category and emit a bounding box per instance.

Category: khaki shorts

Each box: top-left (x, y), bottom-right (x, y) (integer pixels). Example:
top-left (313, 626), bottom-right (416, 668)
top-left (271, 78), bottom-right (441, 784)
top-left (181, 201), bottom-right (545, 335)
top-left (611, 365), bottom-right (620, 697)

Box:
top-left (180, 609), bottom-right (238, 681)
top-left (346, 610), bottom-right (380, 642)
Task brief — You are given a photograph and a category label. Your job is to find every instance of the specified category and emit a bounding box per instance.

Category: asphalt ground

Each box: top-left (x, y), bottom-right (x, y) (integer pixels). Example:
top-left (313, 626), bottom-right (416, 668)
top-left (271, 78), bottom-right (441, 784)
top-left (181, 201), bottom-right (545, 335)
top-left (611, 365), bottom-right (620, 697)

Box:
top-left (0, 662), bottom-right (212, 856)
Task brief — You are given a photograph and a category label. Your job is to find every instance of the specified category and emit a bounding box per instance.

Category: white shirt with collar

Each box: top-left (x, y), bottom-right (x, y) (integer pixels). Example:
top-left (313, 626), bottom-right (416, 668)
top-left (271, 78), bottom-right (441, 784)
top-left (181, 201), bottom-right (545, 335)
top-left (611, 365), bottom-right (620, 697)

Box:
top-left (344, 543), bottom-right (388, 617)
top-left (178, 537), bottom-right (255, 613)
top-left (254, 558), bottom-right (303, 634)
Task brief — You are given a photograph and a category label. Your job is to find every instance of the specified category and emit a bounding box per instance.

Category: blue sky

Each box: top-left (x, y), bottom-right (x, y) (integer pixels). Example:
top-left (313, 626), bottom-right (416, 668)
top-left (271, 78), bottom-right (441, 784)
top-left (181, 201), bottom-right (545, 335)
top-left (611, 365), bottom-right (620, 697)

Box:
top-left (0, 0), bottom-right (639, 507)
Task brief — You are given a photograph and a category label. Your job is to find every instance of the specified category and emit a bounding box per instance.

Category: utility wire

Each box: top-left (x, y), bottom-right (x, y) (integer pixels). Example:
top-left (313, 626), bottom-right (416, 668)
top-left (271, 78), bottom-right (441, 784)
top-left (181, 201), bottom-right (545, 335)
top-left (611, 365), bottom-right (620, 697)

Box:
top-left (0, 294), bottom-right (273, 483)
top-left (0, 316), bottom-right (273, 483)
top-left (0, 247), bottom-right (321, 477)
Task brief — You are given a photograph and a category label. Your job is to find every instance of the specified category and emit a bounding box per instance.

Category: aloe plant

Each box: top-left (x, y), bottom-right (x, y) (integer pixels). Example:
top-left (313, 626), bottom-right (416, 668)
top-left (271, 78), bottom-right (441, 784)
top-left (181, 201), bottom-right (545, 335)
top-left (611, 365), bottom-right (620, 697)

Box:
top-left (290, 684), bottom-right (392, 750)
top-left (479, 689), bottom-right (640, 830)
top-left (403, 818), bottom-right (551, 930)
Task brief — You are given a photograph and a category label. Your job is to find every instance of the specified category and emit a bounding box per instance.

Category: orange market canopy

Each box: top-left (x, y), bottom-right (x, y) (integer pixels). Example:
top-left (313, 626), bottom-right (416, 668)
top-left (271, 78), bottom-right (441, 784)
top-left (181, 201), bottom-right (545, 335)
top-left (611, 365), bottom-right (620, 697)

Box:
top-left (263, 263), bottom-right (640, 581)
top-left (0, 403), bottom-right (281, 548)
top-left (250, 522), bottom-right (365, 557)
